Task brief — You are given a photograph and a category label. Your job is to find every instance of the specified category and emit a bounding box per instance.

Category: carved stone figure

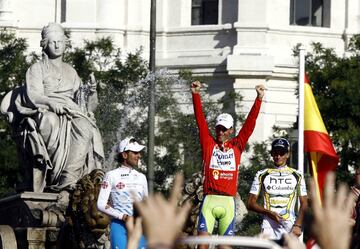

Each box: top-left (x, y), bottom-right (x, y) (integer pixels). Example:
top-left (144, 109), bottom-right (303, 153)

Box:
top-left (0, 23), bottom-right (104, 192)
top-left (60, 169), bottom-right (111, 249)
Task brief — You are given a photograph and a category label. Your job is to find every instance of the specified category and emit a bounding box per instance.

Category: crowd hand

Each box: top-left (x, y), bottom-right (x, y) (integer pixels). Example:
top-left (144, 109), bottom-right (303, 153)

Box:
top-left (126, 216), bottom-right (143, 249)
top-left (283, 233), bottom-right (305, 249)
top-left (133, 174), bottom-right (192, 247)
top-left (191, 81), bottom-right (201, 94)
top-left (255, 84), bottom-right (265, 100)
top-left (311, 172), bottom-right (354, 249)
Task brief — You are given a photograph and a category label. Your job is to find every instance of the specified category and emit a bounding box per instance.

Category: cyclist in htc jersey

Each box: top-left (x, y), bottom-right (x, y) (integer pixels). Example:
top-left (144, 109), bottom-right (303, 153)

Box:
top-left (191, 81), bottom-right (264, 248)
top-left (97, 137), bottom-right (148, 249)
top-left (247, 138), bottom-right (308, 241)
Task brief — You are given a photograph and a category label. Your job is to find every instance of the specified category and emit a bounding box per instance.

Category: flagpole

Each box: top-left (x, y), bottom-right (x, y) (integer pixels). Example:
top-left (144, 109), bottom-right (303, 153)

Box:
top-left (298, 46), bottom-right (306, 243)
top-left (298, 46), bottom-right (305, 174)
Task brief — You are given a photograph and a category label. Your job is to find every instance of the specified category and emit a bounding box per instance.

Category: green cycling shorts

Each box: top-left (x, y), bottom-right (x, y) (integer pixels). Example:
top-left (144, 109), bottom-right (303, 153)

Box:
top-left (197, 194), bottom-right (235, 235)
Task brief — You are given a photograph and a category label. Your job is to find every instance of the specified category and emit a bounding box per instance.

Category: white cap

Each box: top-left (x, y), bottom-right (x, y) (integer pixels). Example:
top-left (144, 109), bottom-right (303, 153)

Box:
top-left (215, 113), bottom-right (234, 129)
top-left (117, 137), bottom-right (145, 153)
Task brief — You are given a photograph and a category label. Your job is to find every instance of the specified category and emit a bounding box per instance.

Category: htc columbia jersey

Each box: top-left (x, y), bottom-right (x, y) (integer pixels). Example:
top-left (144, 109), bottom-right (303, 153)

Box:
top-left (250, 166), bottom-right (307, 228)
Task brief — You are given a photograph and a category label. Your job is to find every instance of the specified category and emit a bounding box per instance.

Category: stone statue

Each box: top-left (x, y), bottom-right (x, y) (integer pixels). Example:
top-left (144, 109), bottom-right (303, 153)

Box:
top-left (0, 22), bottom-right (104, 192)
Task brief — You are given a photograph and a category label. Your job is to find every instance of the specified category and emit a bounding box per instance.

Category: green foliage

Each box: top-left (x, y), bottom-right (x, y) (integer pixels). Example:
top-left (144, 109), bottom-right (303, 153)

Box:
top-left (0, 30), bottom-right (30, 93)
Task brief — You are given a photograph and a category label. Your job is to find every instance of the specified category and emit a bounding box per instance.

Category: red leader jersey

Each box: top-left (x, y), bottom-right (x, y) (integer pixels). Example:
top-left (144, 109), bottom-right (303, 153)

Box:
top-left (192, 93), bottom-right (262, 196)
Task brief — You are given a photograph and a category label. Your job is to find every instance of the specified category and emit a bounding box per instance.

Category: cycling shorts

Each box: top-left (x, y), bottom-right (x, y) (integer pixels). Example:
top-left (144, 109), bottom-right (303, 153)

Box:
top-left (197, 194), bottom-right (235, 235)
top-left (110, 219), bottom-right (147, 249)
top-left (261, 219), bottom-right (294, 240)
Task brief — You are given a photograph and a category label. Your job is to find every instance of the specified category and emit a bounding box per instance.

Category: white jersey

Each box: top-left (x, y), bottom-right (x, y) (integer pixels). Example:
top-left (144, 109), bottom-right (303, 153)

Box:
top-left (97, 165), bottom-right (148, 220)
top-left (250, 166), bottom-right (307, 233)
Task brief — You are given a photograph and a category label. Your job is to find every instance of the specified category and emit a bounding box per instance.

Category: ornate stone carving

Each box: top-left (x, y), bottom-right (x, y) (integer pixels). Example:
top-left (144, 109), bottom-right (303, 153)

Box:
top-left (60, 169), bottom-right (111, 249)
top-left (0, 23), bottom-right (104, 193)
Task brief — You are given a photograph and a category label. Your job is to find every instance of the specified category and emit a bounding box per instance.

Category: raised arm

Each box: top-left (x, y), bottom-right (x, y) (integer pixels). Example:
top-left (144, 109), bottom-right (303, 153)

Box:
top-left (256, 84), bottom-right (265, 101)
top-left (234, 84), bottom-right (264, 149)
top-left (191, 81), bottom-right (212, 146)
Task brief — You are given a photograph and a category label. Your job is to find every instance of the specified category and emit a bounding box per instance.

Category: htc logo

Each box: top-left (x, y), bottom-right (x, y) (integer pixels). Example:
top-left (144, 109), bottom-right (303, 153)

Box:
top-left (269, 177), bottom-right (292, 184)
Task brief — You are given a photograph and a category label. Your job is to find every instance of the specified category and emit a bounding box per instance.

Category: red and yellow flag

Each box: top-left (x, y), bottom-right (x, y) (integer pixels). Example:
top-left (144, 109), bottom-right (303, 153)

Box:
top-left (304, 74), bottom-right (339, 200)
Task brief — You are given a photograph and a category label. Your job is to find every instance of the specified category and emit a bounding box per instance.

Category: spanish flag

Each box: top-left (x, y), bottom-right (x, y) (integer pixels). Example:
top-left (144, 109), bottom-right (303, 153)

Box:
top-left (304, 74), bottom-right (339, 200)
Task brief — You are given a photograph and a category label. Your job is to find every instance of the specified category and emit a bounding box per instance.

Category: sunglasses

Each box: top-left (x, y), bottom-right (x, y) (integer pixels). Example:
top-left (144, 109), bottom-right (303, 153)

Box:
top-left (271, 150), bottom-right (288, 156)
top-left (215, 125), bottom-right (230, 132)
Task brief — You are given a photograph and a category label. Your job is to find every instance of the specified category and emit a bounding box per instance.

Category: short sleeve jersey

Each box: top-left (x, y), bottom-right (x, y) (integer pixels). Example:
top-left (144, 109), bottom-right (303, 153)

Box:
top-left (97, 166), bottom-right (148, 220)
top-left (250, 166), bottom-right (307, 224)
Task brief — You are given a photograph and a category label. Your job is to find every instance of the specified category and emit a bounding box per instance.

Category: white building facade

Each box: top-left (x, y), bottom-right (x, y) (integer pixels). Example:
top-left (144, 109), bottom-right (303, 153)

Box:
top-left (0, 0), bottom-right (359, 145)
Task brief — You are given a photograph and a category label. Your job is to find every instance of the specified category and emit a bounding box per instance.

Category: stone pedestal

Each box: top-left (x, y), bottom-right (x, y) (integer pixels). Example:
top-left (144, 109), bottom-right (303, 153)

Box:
top-left (0, 192), bottom-right (63, 249)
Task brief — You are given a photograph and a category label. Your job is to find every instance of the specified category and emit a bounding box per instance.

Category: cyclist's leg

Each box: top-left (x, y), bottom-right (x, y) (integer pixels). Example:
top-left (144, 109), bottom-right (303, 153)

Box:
top-left (218, 196), bottom-right (235, 236)
top-left (198, 195), bottom-right (217, 234)
top-left (198, 195), bottom-right (217, 249)
top-left (110, 220), bottom-right (127, 249)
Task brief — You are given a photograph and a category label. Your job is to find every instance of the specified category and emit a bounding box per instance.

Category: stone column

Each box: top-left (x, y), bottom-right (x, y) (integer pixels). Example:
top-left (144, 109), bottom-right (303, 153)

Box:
top-left (0, 0), bottom-right (12, 20)
top-left (0, 225), bottom-right (17, 248)
top-left (27, 228), bottom-right (46, 249)
top-left (0, 0), bottom-right (16, 27)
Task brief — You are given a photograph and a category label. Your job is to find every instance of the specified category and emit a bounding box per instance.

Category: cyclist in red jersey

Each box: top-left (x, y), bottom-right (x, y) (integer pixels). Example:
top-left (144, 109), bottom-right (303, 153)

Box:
top-left (191, 81), bottom-right (264, 248)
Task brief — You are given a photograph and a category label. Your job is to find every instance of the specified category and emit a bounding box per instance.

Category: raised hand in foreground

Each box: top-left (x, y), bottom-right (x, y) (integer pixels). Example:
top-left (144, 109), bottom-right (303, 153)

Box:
top-left (133, 174), bottom-right (192, 248)
top-left (311, 172), bottom-right (354, 249)
top-left (126, 216), bottom-right (143, 249)
top-left (283, 233), bottom-right (306, 249)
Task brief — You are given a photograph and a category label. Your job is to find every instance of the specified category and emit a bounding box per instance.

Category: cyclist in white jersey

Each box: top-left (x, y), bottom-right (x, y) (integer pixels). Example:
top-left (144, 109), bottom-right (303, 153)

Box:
top-left (247, 138), bottom-right (308, 241)
top-left (97, 137), bottom-right (148, 249)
